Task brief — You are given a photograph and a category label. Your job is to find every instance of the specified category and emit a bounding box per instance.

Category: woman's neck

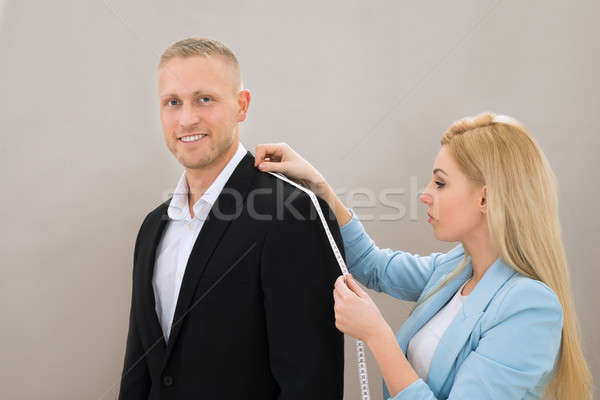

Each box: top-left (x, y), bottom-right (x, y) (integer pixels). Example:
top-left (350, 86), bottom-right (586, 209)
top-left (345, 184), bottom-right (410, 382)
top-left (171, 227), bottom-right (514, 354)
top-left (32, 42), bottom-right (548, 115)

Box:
top-left (461, 226), bottom-right (499, 283)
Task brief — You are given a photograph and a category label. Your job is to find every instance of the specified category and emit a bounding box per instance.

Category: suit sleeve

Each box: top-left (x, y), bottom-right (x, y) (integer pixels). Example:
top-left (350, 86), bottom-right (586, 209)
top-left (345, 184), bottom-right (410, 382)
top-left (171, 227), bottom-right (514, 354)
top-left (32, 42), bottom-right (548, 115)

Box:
top-left (118, 218), bottom-right (152, 400)
top-left (260, 193), bottom-right (344, 399)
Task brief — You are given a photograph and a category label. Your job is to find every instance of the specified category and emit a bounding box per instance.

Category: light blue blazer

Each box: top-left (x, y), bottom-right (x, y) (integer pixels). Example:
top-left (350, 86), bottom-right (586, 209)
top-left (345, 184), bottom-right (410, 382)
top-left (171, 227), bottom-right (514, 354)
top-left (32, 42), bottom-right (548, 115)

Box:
top-left (339, 211), bottom-right (563, 400)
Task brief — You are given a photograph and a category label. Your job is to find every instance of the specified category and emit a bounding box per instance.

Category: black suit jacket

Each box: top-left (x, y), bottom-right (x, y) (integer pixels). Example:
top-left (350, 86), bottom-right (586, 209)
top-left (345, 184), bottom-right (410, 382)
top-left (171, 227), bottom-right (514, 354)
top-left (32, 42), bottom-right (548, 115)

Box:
top-left (118, 151), bottom-right (345, 399)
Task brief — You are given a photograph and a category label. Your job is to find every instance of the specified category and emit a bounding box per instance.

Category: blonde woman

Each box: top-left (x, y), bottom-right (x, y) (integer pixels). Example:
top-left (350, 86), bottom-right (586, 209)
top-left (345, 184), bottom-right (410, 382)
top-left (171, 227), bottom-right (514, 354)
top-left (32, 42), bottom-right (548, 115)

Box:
top-left (254, 113), bottom-right (592, 399)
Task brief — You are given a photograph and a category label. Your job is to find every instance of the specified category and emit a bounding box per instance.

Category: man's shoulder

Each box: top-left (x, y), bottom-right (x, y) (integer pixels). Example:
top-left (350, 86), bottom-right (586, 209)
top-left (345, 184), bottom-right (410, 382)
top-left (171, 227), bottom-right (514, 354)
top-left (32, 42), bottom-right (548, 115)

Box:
top-left (149, 197), bottom-right (170, 217)
top-left (251, 170), bottom-right (303, 191)
top-left (250, 171), bottom-right (338, 222)
top-left (251, 171), bottom-right (314, 209)
top-left (137, 198), bottom-right (170, 230)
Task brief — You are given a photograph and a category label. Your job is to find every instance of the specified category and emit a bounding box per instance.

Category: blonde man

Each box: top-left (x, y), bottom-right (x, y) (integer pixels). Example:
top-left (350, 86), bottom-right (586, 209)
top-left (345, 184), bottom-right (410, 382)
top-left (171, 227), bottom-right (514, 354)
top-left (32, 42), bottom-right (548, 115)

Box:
top-left (118, 38), bottom-right (344, 400)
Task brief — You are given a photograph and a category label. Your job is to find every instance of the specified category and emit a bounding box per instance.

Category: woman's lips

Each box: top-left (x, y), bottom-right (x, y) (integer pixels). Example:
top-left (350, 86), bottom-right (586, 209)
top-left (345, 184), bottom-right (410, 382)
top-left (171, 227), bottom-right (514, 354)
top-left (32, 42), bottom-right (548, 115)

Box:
top-left (428, 212), bottom-right (436, 223)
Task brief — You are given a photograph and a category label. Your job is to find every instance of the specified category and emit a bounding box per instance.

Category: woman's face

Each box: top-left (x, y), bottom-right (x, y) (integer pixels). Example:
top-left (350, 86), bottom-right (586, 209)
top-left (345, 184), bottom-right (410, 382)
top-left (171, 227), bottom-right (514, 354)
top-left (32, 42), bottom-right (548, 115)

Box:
top-left (419, 146), bottom-right (487, 242)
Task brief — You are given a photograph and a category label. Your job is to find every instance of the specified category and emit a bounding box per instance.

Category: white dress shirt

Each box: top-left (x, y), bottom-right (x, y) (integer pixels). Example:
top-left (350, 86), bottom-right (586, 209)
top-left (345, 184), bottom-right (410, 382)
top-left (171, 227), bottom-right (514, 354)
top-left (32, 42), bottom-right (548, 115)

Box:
top-left (152, 142), bottom-right (247, 342)
top-left (406, 280), bottom-right (469, 382)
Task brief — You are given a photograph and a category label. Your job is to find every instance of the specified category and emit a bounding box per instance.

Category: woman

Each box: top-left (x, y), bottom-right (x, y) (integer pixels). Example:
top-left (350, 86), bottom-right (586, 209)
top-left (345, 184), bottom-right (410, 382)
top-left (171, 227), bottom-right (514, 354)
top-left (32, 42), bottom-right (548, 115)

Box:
top-left (253, 113), bottom-right (592, 399)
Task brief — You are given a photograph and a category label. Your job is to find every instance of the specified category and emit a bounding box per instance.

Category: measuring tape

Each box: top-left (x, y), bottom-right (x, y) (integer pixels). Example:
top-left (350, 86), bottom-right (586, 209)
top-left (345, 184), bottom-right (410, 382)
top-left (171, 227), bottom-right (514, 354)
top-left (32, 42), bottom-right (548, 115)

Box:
top-left (267, 171), bottom-right (371, 400)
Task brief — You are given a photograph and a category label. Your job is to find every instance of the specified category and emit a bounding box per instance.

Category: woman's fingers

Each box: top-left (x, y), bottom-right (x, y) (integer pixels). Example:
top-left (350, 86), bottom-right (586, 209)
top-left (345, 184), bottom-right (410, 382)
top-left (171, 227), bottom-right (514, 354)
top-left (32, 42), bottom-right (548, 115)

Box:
top-left (333, 286), bottom-right (342, 304)
top-left (257, 160), bottom-right (287, 174)
top-left (254, 143), bottom-right (289, 166)
top-left (346, 274), bottom-right (367, 298)
top-left (334, 275), bottom-right (354, 297)
top-left (254, 142), bottom-right (326, 193)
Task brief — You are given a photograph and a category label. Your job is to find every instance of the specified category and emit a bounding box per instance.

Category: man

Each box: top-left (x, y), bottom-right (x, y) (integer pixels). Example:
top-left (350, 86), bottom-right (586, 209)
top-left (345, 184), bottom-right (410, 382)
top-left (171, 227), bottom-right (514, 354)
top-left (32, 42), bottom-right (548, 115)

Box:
top-left (118, 37), bottom-right (344, 399)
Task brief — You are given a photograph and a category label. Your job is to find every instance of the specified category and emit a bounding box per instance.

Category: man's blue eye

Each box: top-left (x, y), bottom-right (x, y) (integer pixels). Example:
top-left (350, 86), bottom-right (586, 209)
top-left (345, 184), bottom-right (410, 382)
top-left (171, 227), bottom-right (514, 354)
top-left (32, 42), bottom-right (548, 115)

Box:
top-left (199, 97), bottom-right (211, 104)
top-left (167, 99), bottom-right (179, 106)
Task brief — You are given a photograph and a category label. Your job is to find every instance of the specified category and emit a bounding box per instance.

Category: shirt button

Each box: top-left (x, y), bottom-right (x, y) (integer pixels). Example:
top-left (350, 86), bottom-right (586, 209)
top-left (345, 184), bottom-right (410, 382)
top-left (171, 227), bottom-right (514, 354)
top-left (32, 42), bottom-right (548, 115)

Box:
top-left (163, 375), bottom-right (174, 387)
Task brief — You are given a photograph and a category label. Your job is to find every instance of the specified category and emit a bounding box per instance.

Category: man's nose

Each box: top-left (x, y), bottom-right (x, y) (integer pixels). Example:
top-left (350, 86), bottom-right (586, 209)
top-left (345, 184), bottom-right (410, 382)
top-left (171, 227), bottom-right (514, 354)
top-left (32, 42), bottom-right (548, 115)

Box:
top-left (179, 102), bottom-right (200, 127)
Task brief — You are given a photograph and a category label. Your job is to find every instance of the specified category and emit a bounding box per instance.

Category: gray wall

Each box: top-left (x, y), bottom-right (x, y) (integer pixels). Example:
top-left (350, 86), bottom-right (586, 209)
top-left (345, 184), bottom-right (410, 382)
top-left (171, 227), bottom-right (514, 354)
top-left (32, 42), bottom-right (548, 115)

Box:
top-left (0, 0), bottom-right (597, 398)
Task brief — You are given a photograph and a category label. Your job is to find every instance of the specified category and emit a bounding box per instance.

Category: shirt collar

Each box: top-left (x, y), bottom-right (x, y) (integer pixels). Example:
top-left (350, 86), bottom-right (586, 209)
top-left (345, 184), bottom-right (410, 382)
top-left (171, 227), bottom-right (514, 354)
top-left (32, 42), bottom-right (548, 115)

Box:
top-left (167, 142), bottom-right (247, 221)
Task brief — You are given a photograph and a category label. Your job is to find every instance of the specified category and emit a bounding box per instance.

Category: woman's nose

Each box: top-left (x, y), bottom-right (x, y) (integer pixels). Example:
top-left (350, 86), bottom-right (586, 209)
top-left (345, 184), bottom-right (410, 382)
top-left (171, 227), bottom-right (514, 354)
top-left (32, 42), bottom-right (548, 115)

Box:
top-left (419, 191), bottom-right (433, 205)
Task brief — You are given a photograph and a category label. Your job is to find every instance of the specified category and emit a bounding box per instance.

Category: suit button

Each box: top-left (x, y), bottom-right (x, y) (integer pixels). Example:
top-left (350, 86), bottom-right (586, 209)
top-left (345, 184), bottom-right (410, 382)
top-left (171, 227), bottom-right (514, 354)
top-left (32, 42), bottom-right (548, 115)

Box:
top-left (163, 375), bottom-right (174, 387)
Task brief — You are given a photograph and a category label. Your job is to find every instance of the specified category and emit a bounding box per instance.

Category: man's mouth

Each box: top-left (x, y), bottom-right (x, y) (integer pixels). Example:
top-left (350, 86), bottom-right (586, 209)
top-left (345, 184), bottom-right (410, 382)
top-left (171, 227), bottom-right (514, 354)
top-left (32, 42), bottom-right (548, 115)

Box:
top-left (178, 134), bottom-right (207, 143)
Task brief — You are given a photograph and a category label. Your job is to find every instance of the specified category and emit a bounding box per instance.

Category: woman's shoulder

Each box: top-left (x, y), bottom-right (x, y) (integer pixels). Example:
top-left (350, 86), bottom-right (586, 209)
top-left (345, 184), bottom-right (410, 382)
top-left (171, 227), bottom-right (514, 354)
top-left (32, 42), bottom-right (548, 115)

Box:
top-left (435, 243), bottom-right (467, 266)
top-left (428, 243), bottom-right (468, 278)
top-left (416, 244), bottom-right (468, 296)
top-left (487, 272), bottom-right (564, 327)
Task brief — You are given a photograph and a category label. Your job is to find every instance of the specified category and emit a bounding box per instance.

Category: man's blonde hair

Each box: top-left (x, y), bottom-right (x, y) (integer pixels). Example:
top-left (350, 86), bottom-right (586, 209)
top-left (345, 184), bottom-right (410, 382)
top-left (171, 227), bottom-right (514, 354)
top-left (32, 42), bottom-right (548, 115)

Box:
top-left (158, 37), bottom-right (242, 90)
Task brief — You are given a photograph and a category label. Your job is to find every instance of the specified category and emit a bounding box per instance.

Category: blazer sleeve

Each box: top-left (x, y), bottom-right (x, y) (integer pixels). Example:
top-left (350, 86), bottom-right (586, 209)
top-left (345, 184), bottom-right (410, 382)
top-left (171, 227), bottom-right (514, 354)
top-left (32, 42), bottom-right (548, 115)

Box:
top-left (339, 208), bottom-right (453, 301)
top-left (118, 219), bottom-right (152, 400)
top-left (388, 279), bottom-right (564, 400)
top-left (260, 194), bottom-right (344, 399)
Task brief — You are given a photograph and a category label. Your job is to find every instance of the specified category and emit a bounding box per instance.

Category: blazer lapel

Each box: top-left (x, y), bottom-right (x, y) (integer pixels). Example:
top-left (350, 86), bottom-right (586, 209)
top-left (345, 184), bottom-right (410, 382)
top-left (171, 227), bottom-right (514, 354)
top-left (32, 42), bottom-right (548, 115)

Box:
top-left (426, 258), bottom-right (517, 395)
top-left (396, 264), bottom-right (473, 353)
top-left (163, 152), bottom-right (258, 365)
top-left (137, 200), bottom-right (170, 364)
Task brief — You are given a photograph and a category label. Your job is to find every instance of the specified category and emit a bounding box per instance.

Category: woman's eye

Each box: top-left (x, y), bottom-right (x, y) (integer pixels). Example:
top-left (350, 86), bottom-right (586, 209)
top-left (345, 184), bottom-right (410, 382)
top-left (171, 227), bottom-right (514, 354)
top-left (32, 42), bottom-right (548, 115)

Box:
top-left (435, 181), bottom-right (445, 188)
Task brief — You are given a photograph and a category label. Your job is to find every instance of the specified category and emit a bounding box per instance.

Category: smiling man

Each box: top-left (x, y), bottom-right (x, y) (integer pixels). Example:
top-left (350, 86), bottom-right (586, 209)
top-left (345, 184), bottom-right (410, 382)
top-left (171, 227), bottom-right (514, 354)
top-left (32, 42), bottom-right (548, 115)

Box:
top-left (117, 38), bottom-right (344, 400)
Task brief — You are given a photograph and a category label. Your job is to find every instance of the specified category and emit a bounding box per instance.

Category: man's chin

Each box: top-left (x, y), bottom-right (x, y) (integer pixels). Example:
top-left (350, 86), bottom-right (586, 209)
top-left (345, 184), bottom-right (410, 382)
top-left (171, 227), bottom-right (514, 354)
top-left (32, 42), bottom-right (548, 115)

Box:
top-left (176, 154), bottom-right (213, 170)
top-left (182, 160), bottom-right (212, 170)
top-left (174, 141), bottom-right (235, 170)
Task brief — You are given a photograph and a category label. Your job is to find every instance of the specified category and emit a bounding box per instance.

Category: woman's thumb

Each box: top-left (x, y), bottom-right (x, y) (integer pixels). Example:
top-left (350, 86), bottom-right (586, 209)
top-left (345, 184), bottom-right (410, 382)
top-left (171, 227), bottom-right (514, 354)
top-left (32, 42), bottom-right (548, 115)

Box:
top-left (346, 274), bottom-right (366, 297)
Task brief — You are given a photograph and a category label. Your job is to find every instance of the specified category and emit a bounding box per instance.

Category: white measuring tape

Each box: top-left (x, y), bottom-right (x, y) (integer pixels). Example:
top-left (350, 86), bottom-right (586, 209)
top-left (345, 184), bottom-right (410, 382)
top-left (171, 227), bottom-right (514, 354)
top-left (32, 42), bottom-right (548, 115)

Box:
top-left (268, 171), bottom-right (371, 400)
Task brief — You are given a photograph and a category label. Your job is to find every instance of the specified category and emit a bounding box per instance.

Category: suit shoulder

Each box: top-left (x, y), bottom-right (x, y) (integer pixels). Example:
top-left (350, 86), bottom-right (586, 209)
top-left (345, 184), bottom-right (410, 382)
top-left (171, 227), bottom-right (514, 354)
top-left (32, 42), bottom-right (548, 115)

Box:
top-left (252, 171), bottom-right (306, 194)
top-left (251, 171), bottom-right (316, 214)
top-left (138, 198), bottom-right (170, 230)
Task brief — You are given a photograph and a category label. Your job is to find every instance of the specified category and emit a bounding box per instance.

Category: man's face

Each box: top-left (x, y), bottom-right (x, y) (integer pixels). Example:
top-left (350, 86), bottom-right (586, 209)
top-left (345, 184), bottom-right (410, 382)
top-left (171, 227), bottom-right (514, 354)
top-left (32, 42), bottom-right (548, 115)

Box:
top-left (158, 55), bottom-right (249, 170)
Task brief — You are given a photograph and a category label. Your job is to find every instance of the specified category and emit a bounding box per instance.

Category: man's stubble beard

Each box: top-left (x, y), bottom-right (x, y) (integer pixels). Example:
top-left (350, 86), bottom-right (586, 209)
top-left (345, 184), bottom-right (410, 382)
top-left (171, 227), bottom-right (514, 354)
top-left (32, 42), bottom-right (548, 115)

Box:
top-left (177, 134), bottom-right (236, 170)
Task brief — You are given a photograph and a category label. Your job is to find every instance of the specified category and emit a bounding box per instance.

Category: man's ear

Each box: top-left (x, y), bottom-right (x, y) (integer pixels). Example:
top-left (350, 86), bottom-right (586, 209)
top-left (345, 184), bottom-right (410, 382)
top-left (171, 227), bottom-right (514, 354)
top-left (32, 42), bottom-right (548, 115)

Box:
top-left (480, 185), bottom-right (487, 214)
top-left (237, 89), bottom-right (251, 122)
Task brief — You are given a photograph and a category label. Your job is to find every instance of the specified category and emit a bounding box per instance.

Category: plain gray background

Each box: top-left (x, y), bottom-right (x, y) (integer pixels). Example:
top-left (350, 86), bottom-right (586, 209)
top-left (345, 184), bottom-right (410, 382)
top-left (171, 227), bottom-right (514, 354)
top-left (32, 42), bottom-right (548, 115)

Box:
top-left (0, 0), bottom-right (598, 398)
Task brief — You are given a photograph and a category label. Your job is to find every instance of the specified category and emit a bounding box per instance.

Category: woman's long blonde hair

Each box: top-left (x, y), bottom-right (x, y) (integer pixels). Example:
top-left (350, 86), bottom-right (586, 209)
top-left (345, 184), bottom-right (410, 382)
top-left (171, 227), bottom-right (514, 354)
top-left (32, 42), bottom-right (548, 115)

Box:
top-left (417, 112), bottom-right (592, 399)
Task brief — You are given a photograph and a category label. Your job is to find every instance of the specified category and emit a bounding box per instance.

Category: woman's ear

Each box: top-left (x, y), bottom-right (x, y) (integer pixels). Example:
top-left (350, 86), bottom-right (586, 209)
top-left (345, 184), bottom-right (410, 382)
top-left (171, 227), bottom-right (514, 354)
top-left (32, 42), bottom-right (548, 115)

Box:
top-left (480, 185), bottom-right (487, 214)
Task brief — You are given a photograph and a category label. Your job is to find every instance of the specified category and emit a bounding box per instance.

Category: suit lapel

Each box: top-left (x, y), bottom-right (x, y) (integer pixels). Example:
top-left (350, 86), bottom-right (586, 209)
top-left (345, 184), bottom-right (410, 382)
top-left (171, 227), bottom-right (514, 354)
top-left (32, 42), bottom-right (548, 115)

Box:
top-left (163, 152), bottom-right (257, 365)
top-left (426, 258), bottom-right (517, 395)
top-left (137, 201), bottom-right (170, 364)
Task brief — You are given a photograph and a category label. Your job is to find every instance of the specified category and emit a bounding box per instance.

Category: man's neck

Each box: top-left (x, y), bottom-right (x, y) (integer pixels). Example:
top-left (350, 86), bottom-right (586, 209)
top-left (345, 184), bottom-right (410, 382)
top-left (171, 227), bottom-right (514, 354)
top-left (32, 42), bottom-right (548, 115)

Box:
top-left (185, 140), bottom-right (240, 214)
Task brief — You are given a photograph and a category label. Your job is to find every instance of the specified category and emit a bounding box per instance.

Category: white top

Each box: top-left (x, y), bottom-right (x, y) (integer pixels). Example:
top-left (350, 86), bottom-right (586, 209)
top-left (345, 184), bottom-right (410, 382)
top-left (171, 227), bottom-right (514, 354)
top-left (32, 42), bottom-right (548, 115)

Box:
top-left (152, 142), bottom-right (247, 341)
top-left (406, 280), bottom-right (469, 382)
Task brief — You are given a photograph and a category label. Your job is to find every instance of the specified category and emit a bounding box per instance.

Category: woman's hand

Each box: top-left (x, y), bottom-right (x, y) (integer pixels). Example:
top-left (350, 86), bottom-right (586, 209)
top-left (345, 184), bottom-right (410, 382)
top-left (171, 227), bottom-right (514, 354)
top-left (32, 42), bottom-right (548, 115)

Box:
top-left (335, 274), bottom-right (420, 397)
top-left (255, 142), bottom-right (353, 226)
top-left (333, 274), bottom-right (393, 343)
top-left (254, 143), bottom-right (327, 194)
